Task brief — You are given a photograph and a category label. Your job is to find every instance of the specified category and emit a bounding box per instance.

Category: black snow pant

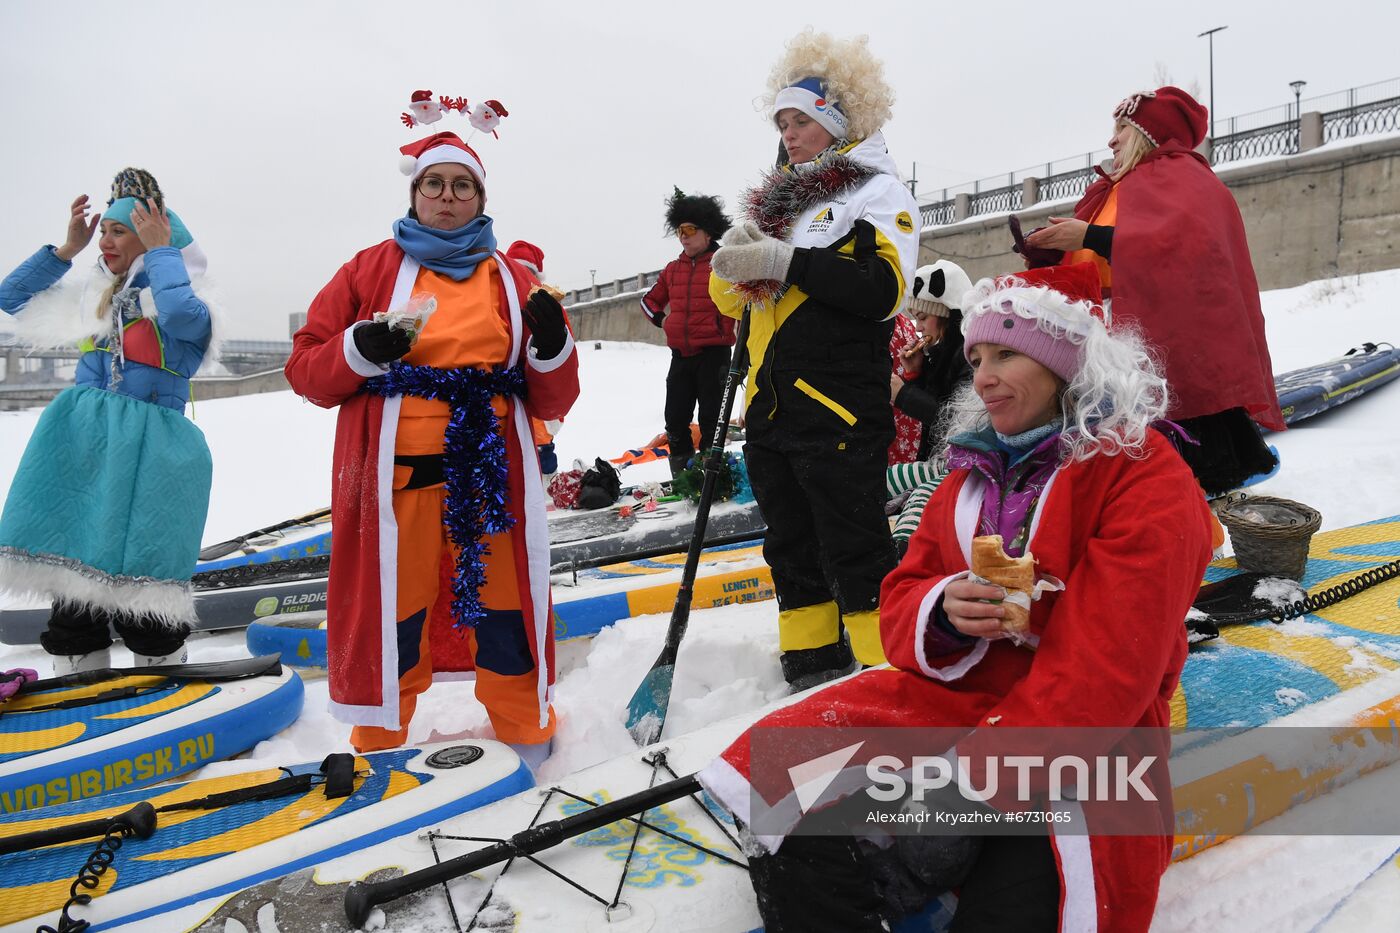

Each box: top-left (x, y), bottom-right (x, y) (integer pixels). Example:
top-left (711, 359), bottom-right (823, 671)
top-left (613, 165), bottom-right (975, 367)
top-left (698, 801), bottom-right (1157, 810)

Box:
top-left (744, 436), bottom-right (896, 645)
top-left (748, 832), bottom-right (1057, 933)
top-left (664, 344), bottom-right (731, 473)
top-left (40, 601), bottom-right (190, 658)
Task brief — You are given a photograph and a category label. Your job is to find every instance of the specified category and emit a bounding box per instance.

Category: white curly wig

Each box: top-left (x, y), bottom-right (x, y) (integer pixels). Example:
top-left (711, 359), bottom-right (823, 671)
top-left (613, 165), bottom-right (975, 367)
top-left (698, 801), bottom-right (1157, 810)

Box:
top-left (940, 276), bottom-right (1171, 462)
top-left (763, 30), bottom-right (894, 141)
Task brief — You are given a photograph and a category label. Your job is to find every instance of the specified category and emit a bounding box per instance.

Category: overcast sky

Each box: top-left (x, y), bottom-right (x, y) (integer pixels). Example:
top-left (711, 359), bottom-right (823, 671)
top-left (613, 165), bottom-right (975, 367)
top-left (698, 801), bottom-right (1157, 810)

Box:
top-left (3, 0), bottom-right (1396, 339)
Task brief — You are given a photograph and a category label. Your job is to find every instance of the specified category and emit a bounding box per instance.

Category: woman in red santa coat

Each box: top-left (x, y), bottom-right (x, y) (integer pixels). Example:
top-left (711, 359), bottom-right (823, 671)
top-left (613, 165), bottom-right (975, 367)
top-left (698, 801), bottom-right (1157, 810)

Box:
top-left (1024, 86), bottom-right (1283, 500)
top-left (698, 263), bottom-right (1213, 932)
top-left (285, 132), bottom-right (579, 768)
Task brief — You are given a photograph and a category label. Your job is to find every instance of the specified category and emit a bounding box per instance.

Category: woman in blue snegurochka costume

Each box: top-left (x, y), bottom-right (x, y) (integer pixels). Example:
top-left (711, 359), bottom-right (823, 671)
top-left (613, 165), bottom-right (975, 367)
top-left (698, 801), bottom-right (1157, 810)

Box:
top-left (0, 168), bottom-right (216, 674)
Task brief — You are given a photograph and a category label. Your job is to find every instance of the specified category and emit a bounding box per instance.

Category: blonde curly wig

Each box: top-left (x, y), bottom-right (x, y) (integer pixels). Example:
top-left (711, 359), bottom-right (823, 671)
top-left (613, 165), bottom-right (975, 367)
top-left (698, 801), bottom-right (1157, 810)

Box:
top-left (763, 30), bottom-right (894, 141)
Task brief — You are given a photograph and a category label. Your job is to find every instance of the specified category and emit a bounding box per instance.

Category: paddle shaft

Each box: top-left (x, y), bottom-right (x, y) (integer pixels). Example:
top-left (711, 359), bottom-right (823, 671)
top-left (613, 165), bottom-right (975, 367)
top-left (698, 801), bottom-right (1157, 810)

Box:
top-left (22, 654), bottom-right (282, 694)
top-left (343, 774), bottom-right (701, 929)
top-left (198, 507), bottom-right (332, 561)
top-left (626, 310), bottom-right (751, 744)
top-left (0, 802), bottom-right (156, 857)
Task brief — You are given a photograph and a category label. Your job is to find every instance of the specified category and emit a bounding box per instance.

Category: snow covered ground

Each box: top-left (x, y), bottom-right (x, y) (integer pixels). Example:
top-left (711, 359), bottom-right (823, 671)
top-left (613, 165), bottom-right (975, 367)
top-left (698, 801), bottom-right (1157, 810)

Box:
top-left (5, 268), bottom-right (1400, 930)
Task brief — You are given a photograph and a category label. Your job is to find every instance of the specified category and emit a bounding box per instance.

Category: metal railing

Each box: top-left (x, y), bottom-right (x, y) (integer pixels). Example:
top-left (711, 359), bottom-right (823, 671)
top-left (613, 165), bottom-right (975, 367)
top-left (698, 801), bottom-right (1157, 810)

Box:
top-left (914, 77), bottom-right (1400, 229)
top-left (564, 78), bottom-right (1400, 300)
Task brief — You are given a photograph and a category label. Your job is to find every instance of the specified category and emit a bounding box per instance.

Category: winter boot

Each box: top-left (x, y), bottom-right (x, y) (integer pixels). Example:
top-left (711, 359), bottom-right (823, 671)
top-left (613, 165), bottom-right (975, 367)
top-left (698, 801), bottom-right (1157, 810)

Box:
top-left (51, 648), bottom-right (112, 677)
top-left (132, 646), bottom-right (189, 667)
top-left (781, 641), bottom-right (858, 694)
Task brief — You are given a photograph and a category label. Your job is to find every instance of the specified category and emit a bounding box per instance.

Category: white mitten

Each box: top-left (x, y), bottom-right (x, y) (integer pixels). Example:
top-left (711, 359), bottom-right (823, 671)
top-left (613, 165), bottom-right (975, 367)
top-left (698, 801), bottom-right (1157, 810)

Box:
top-left (712, 231), bottom-right (795, 284)
top-left (721, 220), bottom-right (764, 247)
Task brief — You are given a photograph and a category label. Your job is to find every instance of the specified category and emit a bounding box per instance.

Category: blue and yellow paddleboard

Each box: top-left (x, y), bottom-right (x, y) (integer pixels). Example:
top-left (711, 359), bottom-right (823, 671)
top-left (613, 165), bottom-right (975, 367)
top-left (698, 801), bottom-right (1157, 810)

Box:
top-left (0, 663), bottom-right (303, 815)
top-left (247, 541), bottom-right (776, 671)
top-left (0, 741), bottom-right (532, 932)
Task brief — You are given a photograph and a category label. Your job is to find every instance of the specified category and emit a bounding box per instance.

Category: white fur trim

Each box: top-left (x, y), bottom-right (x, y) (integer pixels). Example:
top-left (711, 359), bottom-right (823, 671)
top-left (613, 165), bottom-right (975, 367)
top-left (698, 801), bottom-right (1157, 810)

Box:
top-left (963, 281), bottom-right (1105, 344)
top-left (399, 154), bottom-right (420, 176)
top-left (411, 144), bottom-right (485, 183)
top-left (953, 471), bottom-right (984, 568)
top-left (493, 253), bottom-right (552, 728)
top-left (514, 397), bottom-right (552, 729)
top-left (496, 255), bottom-right (522, 367)
top-left (343, 321), bottom-right (390, 378)
top-left (1051, 802), bottom-right (1098, 932)
top-left (0, 551), bottom-right (196, 627)
top-left (912, 570), bottom-right (990, 681)
top-left (327, 700), bottom-right (402, 731)
top-left (527, 330), bottom-right (575, 373)
top-left (697, 756), bottom-right (760, 846)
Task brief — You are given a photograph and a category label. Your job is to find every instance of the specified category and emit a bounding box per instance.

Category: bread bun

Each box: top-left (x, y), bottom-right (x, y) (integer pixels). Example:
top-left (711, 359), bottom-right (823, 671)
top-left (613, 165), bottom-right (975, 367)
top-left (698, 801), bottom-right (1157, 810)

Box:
top-left (970, 535), bottom-right (1036, 636)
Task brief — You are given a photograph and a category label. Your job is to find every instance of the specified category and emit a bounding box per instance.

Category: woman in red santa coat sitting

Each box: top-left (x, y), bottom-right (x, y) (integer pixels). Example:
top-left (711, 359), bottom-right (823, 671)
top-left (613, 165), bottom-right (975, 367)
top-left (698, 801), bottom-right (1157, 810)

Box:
top-left (285, 132), bottom-right (579, 769)
top-left (1024, 86), bottom-right (1283, 505)
top-left (698, 262), bottom-right (1214, 932)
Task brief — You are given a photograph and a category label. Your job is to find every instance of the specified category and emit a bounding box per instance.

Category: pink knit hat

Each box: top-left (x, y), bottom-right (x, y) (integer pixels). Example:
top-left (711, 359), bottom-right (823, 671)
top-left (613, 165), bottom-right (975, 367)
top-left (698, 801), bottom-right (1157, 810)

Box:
top-left (962, 263), bottom-right (1107, 382)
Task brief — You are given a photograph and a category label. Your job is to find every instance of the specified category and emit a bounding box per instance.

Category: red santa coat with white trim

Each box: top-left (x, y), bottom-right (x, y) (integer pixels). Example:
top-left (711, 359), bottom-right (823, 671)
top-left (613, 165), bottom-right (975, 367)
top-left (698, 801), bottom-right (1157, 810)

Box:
top-left (285, 240), bottom-right (579, 730)
top-left (698, 430), bottom-right (1212, 933)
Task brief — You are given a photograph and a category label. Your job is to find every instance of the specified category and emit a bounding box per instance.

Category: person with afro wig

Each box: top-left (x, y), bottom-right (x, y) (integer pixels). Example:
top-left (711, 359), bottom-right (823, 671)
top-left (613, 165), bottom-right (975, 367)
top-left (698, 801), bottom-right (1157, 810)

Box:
top-left (708, 30), bottom-right (920, 691)
top-left (640, 188), bottom-right (736, 474)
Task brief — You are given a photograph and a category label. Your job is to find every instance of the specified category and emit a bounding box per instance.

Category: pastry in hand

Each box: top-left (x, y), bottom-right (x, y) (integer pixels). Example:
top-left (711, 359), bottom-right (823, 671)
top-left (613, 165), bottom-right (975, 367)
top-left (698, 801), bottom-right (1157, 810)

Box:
top-left (970, 534), bottom-right (1036, 637)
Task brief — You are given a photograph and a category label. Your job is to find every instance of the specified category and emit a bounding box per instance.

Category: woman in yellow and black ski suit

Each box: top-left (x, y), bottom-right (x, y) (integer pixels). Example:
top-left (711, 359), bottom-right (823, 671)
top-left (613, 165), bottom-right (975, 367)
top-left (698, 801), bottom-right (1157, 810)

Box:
top-left (710, 31), bottom-right (920, 690)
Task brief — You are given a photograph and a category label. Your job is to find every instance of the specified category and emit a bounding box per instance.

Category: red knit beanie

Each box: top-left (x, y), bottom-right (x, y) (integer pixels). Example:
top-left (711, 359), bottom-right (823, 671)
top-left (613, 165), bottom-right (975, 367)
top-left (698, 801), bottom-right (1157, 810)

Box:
top-left (506, 240), bottom-right (545, 278)
top-left (1113, 86), bottom-right (1208, 149)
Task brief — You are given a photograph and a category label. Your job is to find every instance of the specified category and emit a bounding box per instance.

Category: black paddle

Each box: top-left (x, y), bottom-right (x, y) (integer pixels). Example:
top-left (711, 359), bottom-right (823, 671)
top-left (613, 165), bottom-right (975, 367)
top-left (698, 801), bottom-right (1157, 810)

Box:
top-left (0, 802), bottom-right (157, 858)
top-left (198, 507), bottom-right (332, 562)
top-left (20, 654), bottom-right (283, 694)
top-left (343, 773), bottom-right (702, 929)
top-left (624, 310), bottom-right (751, 746)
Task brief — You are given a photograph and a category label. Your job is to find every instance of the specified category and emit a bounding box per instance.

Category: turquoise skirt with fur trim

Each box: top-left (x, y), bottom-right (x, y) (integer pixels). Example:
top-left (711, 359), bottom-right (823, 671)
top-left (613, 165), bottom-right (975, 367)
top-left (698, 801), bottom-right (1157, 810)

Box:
top-left (0, 386), bottom-right (212, 624)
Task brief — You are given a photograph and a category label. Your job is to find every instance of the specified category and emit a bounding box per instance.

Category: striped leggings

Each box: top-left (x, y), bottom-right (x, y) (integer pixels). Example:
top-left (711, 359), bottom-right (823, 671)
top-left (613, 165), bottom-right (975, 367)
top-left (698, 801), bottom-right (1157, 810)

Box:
top-left (885, 460), bottom-right (947, 545)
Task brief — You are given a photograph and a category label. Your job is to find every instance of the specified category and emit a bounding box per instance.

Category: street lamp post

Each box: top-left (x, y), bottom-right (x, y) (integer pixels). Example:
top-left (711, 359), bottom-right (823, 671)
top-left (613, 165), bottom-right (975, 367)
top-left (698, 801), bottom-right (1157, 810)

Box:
top-left (1290, 80), bottom-right (1307, 152)
top-left (1197, 25), bottom-right (1228, 154)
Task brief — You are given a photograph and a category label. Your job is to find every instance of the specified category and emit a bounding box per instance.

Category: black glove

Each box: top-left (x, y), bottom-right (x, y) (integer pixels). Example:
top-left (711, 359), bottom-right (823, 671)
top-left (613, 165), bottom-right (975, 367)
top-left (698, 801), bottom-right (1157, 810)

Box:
top-left (523, 289), bottom-right (568, 360)
top-left (352, 321), bottom-right (413, 365)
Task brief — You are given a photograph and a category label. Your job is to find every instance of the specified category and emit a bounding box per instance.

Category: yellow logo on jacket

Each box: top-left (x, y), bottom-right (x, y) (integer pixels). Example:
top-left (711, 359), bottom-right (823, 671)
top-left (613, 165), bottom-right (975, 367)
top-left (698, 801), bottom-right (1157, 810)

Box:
top-left (896, 211), bottom-right (914, 233)
top-left (807, 207), bottom-right (836, 234)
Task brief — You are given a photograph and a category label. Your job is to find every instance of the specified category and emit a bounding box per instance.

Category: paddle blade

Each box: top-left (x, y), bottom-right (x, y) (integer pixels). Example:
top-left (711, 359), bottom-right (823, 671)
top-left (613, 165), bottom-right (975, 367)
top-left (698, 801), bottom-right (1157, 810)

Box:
top-left (625, 661), bottom-right (674, 746)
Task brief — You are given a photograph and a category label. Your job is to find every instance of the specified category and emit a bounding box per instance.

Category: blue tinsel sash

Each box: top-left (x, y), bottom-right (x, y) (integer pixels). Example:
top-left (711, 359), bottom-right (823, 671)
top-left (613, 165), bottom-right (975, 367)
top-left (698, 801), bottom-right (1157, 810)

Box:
top-left (363, 362), bottom-right (527, 628)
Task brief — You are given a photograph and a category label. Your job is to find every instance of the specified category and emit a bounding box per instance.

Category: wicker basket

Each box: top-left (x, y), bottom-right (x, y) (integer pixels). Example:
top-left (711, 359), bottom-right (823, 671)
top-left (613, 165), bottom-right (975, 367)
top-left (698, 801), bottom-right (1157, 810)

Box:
top-left (1218, 496), bottom-right (1322, 582)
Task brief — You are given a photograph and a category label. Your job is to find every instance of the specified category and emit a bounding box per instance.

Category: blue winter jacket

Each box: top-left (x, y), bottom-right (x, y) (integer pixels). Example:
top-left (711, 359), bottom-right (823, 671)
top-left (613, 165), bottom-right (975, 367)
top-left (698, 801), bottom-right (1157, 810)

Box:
top-left (0, 245), bottom-right (212, 411)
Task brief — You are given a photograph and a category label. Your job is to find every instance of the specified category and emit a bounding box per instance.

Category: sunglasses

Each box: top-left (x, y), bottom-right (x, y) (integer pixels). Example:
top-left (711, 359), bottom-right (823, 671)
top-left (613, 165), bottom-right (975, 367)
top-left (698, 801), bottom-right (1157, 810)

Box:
top-left (676, 223), bottom-right (701, 237)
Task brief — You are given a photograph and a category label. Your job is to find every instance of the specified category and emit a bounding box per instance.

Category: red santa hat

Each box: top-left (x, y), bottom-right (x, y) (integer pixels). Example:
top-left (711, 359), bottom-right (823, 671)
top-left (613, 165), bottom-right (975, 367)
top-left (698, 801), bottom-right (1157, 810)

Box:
top-left (399, 131), bottom-right (486, 184)
top-left (1113, 86), bottom-right (1209, 149)
top-left (410, 89), bottom-right (433, 104)
top-left (506, 240), bottom-right (545, 278)
top-left (962, 263), bottom-right (1108, 382)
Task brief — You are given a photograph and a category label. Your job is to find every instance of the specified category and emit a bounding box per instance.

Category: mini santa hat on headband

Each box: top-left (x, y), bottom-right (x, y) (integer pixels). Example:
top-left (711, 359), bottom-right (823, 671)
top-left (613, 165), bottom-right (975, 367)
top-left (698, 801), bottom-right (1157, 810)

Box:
top-left (962, 262), bottom-right (1108, 382)
top-left (399, 131), bottom-right (486, 183)
top-left (1113, 85), bottom-right (1208, 149)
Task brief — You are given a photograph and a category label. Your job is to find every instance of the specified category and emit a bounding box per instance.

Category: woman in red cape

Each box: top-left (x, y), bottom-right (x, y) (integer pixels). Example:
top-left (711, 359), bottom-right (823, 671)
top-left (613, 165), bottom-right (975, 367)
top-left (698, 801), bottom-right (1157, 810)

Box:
top-left (1025, 86), bottom-right (1283, 498)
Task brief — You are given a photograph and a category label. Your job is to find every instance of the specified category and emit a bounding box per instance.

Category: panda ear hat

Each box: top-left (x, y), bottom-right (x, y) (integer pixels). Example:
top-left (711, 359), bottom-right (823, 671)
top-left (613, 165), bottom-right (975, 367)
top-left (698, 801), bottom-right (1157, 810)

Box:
top-left (910, 260), bottom-right (973, 317)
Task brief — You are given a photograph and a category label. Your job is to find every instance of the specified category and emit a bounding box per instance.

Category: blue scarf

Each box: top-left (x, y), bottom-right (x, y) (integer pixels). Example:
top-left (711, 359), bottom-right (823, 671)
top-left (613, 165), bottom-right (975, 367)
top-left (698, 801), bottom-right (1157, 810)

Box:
top-left (392, 215), bottom-right (498, 281)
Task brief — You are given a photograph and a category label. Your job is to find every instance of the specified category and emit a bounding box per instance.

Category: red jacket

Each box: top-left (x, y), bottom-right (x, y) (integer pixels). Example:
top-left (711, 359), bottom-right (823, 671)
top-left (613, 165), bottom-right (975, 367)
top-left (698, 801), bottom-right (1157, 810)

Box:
top-left (1073, 143), bottom-right (1284, 431)
top-left (700, 430), bottom-right (1212, 932)
top-left (284, 241), bottom-right (579, 730)
top-left (641, 248), bottom-right (735, 355)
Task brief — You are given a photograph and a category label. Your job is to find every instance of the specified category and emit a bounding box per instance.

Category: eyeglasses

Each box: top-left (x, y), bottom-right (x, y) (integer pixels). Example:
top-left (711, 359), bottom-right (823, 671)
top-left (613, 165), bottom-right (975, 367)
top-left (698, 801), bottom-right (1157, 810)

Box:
top-left (416, 176), bottom-right (480, 200)
top-left (676, 223), bottom-right (700, 237)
